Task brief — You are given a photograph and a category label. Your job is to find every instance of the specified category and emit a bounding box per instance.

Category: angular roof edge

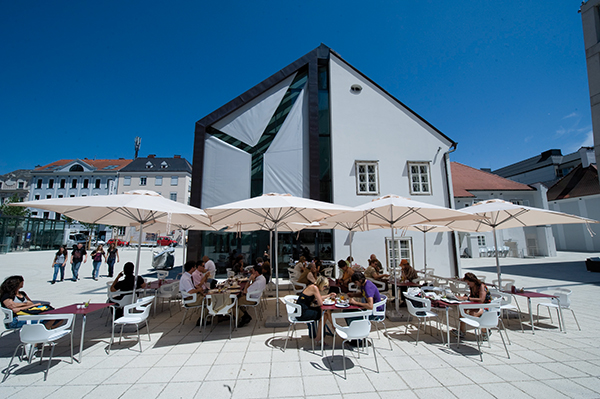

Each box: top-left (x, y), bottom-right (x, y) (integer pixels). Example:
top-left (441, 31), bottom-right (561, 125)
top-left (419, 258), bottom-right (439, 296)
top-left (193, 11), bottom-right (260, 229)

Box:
top-left (195, 44), bottom-right (456, 146)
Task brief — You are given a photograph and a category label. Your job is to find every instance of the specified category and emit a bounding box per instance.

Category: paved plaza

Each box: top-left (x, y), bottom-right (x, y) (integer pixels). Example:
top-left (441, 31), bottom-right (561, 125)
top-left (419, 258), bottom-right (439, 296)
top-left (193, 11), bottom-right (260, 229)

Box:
top-left (1, 248), bottom-right (600, 398)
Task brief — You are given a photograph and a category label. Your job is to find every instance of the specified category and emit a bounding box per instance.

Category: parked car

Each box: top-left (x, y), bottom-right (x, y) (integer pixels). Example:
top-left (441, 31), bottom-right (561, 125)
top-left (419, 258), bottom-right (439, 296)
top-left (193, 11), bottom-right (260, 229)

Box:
top-left (107, 238), bottom-right (129, 247)
top-left (157, 236), bottom-right (177, 247)
top-left (65, 233), bottom-right (88, 248)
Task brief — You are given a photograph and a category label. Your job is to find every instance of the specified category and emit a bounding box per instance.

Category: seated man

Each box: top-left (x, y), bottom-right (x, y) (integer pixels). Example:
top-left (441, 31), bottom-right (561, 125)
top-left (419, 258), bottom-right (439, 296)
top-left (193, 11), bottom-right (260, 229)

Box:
top-left (110, 262), bottom-right (147, 318)
top-left (202, 255), bottom-right (216, 279)
top-left (180, 260), bottom-right (209, 308)
top-left (238, 265), bottom-right (266, 327)
top-left (193, 259), bottom-right (215, 290)
top-left (335, 259), bottom-right (353, 293)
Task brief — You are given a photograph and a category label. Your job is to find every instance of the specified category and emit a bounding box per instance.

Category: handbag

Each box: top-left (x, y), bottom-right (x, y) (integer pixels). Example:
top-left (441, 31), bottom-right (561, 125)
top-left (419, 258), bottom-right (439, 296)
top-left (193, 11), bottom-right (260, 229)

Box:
top-left (17, 304), bottom-right (54, 315)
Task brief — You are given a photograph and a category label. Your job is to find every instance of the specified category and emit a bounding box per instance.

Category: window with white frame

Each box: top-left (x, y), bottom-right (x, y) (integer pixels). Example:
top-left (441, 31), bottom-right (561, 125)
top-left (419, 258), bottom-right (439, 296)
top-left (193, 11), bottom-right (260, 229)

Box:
top-left (477, 236), bottom-right (486, 246)
top-left (171, 176), bottom-right (178, 186)
top-left (385, 237), bottom-right (413, 271)
top-left (123, 176), bottom-right (131, 186)
top-left (155, 176), bottom-right (162, 186)
top-left (355, 161), bottom-right (379, 195)
top-left (408, 162), bottom-right (431, 195)
top-left (140, 176), bottom-right (147, 186)
top-left (170, 192), bottom-right (177, 201)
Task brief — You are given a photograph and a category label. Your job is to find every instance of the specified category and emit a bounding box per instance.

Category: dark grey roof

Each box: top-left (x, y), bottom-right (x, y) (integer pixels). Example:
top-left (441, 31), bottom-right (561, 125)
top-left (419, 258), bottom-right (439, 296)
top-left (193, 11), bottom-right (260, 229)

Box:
top-left (120, 157), bottom-right (192, 173)
top-left (493, 149), bottom-right (563, 178)
top-left (0, 169), bottom-right (32, 181)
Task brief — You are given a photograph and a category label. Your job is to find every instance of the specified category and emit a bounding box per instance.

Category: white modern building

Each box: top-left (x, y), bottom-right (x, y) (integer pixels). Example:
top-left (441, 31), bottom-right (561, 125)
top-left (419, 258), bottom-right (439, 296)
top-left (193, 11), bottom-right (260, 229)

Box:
top-left (452, 162), bottom-right (557, 258)
top-left (29, 158), bottom-right (132, 219)
top-left (189, 44), bottom-right (460, 277)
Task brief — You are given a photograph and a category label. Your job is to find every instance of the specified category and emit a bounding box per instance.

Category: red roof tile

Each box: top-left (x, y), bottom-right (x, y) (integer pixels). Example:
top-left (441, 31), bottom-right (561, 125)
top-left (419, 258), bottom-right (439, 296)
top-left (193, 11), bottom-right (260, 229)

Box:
top-left (547, 164), bottom-right (599, 200)
top-left (451, 162), bottom-right (534, 198)
top-left (35, 159), bottom-right (132, 171)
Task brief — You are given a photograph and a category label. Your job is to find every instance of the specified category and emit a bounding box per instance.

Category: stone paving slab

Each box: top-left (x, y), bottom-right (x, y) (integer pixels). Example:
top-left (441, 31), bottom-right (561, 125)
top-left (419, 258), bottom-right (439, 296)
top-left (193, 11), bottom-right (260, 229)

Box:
top-left (1, 249), bottom-right (600, 398)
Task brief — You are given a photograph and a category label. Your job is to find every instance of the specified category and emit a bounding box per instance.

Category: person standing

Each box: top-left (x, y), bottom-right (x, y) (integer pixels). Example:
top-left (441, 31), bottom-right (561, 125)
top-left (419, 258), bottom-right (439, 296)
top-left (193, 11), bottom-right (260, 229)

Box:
top-left (70, 243), bottom-right (87, 281)
top-left (51, 245), bottom-right (69, 284)
top-left (105, 242), bottom-right (119, 278)
top-left (90, 244), bottom-right (105, 281)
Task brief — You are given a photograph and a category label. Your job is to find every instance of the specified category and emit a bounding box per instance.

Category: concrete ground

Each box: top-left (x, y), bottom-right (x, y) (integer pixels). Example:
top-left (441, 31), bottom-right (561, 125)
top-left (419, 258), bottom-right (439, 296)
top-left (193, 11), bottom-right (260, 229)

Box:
top-left (1, 248), bottom-right (600, 399)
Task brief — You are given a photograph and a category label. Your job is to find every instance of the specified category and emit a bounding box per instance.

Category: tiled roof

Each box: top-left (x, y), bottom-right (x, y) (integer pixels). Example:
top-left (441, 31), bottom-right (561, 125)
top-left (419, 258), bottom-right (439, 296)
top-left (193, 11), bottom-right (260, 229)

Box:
top-left (451, 162), bottom-right (535, 198)
top-left (35, 159), bottom-right (132, 171)
top-left (547, 164), bottom-right (599, 200)
top-left (120, 157), bottom-right (192, 173)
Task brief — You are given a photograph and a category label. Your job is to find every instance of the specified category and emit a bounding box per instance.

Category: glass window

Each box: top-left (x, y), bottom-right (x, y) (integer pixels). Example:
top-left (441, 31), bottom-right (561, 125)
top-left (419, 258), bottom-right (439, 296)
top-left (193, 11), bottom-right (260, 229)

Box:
top-left (140, 176), bottom-right (147, 186)
top-left (385, 237), bottom-right (413, 271)
top-left (34, 194), bottom-right (40, 200)
top-left (71, 179), bottom-right (77, 189)
top-left (48, 179), bottom-right (54, 189)
top-left (123, 176), bottom-right (131, 186)
top-left (60, 179), bottom-right (66, 189)
top-left (43, 211), bottom-right (50, 219)
top-left (171, 176), bottom-right (178, 186)
top-left (83, 179), bottom-right (89, 189)
top-left (170, 192), bottom-right (177, 201)
top-left (477, 236), bottom-right (486, 246)
top-left (95, 179), bottom-right (101, 189)
top-left (18, 182), bottom-right (24, 189)
top-left (46, 194), bottom-right (51, 199)
top-left (355, 161), bottom-right (379, 195)
top-left (36, 179), bottom-right (42, 189)
top-left (155, 176), bottom-right (162, 186)
top-left (408, 162), bottom-right (432, 195)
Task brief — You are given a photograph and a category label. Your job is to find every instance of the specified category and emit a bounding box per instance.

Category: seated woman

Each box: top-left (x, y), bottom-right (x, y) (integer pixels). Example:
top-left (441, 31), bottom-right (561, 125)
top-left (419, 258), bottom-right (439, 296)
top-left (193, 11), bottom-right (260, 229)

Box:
top-left (1, 275), bottom-right (43, 330)
top-left (400, 259), bottom-right (418, 282)
top-left (454, 272), bottom-right (492, 338)
top-left (296, 276), bottom-right (336, 342)
top-left (110, 262), bottom-right (147, 318)
top-left (365, 259), bottom-right (390, 283)
top-left (297, 261), bottom-right (318, 286)
top-left (335, 259), bottom-right (354, 293)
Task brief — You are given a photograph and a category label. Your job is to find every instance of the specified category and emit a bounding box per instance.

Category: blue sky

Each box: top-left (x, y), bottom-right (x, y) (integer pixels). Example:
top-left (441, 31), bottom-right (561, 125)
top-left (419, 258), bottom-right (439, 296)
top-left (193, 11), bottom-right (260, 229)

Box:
top-left (0, 1), bottom-right (593, 175)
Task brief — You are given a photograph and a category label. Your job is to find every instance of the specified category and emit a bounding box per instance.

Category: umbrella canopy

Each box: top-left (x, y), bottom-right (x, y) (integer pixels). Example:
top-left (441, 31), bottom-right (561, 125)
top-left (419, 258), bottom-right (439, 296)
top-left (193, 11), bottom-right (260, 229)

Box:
top-left (324, 194), bottom-right (480, 311)
top-left (443, 199), bottom-right (599, 286)
top-left (12, 190), bottom-right (211, 299)
top-left (400, 224), bottom-right (456, 274)
top-left (205, 193), bottom-right (356, 316)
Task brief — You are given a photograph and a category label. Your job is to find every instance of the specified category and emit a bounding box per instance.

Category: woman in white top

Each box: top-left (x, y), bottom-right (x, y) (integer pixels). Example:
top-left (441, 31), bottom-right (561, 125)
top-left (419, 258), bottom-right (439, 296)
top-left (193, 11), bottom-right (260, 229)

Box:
top-left (51, 245), bottom-right (69, 284)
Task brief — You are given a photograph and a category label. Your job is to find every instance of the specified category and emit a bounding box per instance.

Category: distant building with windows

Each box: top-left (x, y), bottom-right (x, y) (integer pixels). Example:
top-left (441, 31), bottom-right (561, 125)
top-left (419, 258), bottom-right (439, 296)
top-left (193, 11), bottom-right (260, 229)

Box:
top-left (116, 155), bottom-right (192, 204)
top-left (451, 162), bottom-right (556, 258)
top-left (0, 169), bottom-right (32, 205)
top-left (190, 44), bottom-right (459, 276)
top-left (29, 158), bottom-right (132, 219)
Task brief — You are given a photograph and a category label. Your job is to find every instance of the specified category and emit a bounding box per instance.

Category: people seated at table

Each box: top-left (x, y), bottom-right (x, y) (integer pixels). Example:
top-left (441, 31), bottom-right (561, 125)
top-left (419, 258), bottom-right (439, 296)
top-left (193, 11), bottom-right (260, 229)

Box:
top-left (1, 275), bottom-right (43, 330)
top-left (262, 261), bottom-right (271, 283)
top-left (453, 272), bottom-right (492, 338)
top-left (369, 254), bottom-right (383, 270)
top-left (180, 260), bottom-right (209, 326)
top-left (400, 259), bottom-right (418, 282)
top-left (293, 256), bottom-right (308, 276)
top-left (232, 255), bottom-right (246, 274)
top-left (348, 271), bottom-right (383, 314)
top-left (110, 262), bottom-right (147, 318)
top-left (296, 276), bottom-right (336, 342)
top-left (365, 258), bottom-right (389, 282)
top-left (335, 259), bottom-right (353, 293)
top-left (297, 261), bottom-right (318, 285)
top-left (238, 265), bottom-right (267, 327)
top-left (193, 259), bottom-right (214, 290)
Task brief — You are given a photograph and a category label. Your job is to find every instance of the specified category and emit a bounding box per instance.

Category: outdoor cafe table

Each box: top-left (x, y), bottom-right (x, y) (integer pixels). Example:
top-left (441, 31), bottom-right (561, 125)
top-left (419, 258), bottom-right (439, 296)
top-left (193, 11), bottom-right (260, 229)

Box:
top-left (430, 299), bottom-right (478, 347)
top-left (506, 290), bottom-right (564, 334)
top-left (45, 302), bottom-right (113, 362)
top-left (319, 302), bottom-right (363, 356)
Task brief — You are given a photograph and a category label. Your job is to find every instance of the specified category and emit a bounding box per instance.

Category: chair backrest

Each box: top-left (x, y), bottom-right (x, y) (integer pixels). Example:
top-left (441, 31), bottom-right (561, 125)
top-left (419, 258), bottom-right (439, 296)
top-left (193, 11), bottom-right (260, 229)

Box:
top-left (347, 282), bottom-right (360, 292)
top-left (322, 267), bottom-right (333, 278)
top-left (403, 293), bottom-right (431, 316)
top-left (206, 294), bottom-right (237, 316)
top-left (282, 295), bottom-right (302, 322)
top-left (246, 287), bottom-right (264, 303)
top-left (156, 270), bottom-right (169, 280)
top-left (331, 310), bottom-right (370, 330)
top-left (550, 288), bottom-right (572, 308)
top-left (372, 295), bottom-right (387, 319)
top-left (476, 275), bottom-right (486, 282)
top-left (19, 313), bottom-right (75, 342)
top-left (458, 303), bottom-right (500, 329)
top-left (1, 307), bottom-right (13, 325)
top-left (449, 280), bottom-right (469, 294)
top-left (344, 319), bottom-right (372, 340)
top-left (180, 290), bottom-right (198, 307)
top-left (123, 296), bottom-right (154, 319)
top-left (492, 278), bottom-right (515, 291)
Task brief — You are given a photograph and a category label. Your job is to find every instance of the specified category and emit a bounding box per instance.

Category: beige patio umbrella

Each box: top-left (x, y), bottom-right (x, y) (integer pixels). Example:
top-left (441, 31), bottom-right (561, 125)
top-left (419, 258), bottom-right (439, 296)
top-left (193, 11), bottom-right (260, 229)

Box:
top-left (205, 193), bottom-right (356, 317)
top-left (441, 199), bottom-right (599, 287)
top-left (400, 224), bottom-right (457, 274)
top-left (323, 194), bottom-right (481, 311)
top-left (12, 190), bottom-right (211, 299)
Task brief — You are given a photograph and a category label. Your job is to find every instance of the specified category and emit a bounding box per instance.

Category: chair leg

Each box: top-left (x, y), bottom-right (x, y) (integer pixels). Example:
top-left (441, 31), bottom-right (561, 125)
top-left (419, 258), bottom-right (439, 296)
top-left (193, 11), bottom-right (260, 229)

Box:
top-left (119, 324), bottom-right (124, 344)
top-left (370, 338), bottom-right (379, 373)
top-left (136, 325), bottom-right (142, 353)
top-left (3, 344), bottom-right (24, 382)
top-left (70, 332), bottom-right (74, 363)
top-left (342, 339), bottom-right (347, 379)
top-left (179, 308), bottom-right (188, 332)
top-left (283, 323), bottom-right (293, 352)
top-left (570, 309), bottom-right (581, 331)
top-left (498, 328), bottom-right (510, 359)
top-left (499, 318), bottom-right (511, 345)
top-left (146, 320), bottom-right (151, 341)
top-left (475, 330), bottom-right (483, 362)
top-left (44, 343), bottom-right (55, 381)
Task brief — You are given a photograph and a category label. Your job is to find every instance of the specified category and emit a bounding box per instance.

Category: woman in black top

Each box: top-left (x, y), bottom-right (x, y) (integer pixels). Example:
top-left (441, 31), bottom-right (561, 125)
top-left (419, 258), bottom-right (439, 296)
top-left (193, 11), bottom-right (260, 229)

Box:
top-left (1, 275), bottom-right (40, 329)
top-left (296, 276), bottom-right (336, 342)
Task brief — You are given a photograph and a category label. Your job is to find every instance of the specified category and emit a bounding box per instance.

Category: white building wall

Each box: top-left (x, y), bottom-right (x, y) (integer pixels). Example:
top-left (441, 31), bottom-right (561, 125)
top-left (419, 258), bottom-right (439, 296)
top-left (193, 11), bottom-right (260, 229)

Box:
top-left (549, 194), bottom-right (600, 251)
top-left (117, 172), bottom-right (191, 204)
top-left (328, 54), bottom-right (456, 276)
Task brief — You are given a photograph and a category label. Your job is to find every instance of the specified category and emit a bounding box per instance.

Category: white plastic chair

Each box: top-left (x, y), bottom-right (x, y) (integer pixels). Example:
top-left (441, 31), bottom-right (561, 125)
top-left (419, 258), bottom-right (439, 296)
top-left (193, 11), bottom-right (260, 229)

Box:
top-left (1, 307), bottom-right (17, 337)
top-left (241, 287), bottom-right (265, 322)
top-left (478, 248), bottom-right (487, 257)
top-left (156, 281), bottom-right (180, 317)
top-left (458, 303), bottom-right (510, 361)
top-left (536, 288), bottom-right (581, 331)
top-left (403, 293), bottom-right (444, 345)
top-left (109, 296), bottom-right (154, 354)
top-left (156, 270), bottom-right (169, 280)
top-left (282, 295), bottom-right (316, 352)
top-left (449, 280), bottom-right (469, 295)
top-left (492, 278), bottom-right (515, 292)
top-left (371, 295), bottom-right (392, 350)
top-left (290, 279), bottom-right (306, 295)
top-left (322, 267), bottom-right (334, 278)
top-left (331, 311), bottom-right (378, 379)
top-left (366, 278), bottom-right (387, 293)
top-left (347, 282), bottom-right (360, 293)
top-left (203, 293), bottom-right (238, 340)
top-left (4, 314), bottom-right (74, 382)
top-left (178, 290), bottom-right (204, 332)
top-left (489, 288), bottom-right (523, 334)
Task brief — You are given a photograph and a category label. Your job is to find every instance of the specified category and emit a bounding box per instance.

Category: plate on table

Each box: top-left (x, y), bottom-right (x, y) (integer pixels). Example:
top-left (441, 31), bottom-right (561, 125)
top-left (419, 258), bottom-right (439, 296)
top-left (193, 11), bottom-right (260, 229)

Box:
top-left (323, 299), bottom-right (335, 306)
top-left (335, 302), bottom-right (350, 308)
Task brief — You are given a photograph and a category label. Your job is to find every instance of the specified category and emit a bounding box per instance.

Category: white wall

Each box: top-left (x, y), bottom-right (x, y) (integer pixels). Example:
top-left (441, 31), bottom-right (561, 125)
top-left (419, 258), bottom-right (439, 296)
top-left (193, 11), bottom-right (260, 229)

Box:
top-left (549, 194), bottom-right (600, 251)
top-left (328, 54), bottom-right (456, 275)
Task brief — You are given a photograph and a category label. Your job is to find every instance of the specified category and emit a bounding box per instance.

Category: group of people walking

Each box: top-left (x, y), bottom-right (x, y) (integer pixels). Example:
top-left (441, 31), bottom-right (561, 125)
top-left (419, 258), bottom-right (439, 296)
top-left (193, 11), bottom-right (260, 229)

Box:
top-left (50, 242), bottom-right (120, 284)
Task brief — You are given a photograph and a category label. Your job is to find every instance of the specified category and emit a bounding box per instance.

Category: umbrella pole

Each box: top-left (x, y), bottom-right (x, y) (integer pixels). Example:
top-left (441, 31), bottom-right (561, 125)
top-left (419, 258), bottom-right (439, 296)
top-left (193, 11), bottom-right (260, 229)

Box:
top-left (493, 228), bottom-right (501, 287)
top-left (392, 226), bottom-right (399, 312)
top-left (132, 223), bottom-right (144, 304)
top-left (423, 231), bottom-right (427, 274)
top-left (274, 226), bottom-right (280, 317)
top-left (349, 231), bottom-right (353, 260)
top-left (182, 228), bottom-right (187, 265)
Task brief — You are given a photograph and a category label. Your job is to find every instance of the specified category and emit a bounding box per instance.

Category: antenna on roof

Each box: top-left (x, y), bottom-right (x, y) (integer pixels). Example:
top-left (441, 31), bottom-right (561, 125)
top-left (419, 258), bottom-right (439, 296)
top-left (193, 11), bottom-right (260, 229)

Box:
top-left (134, 136), bottom-right (141, 159)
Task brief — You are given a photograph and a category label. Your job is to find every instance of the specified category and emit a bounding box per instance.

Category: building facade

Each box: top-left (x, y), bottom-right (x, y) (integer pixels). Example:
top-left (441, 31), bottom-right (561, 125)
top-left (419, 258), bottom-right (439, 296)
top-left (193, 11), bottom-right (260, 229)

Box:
top-left (190, 44), bottom-right (459, 276)
top-left (29, 158), bottom-right (132, 219)
top-left (116, 155), bottom-right (192, 204)
top-left (452, 162), bottom-right (557, 258)
top-left (0, 169), bottom-right (32, 205)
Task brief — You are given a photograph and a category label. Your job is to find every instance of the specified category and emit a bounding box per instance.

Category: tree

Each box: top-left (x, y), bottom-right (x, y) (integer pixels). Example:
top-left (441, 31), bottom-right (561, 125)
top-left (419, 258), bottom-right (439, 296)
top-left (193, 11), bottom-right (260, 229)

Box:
top-left (0, 194), bottom-right (30, 217)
